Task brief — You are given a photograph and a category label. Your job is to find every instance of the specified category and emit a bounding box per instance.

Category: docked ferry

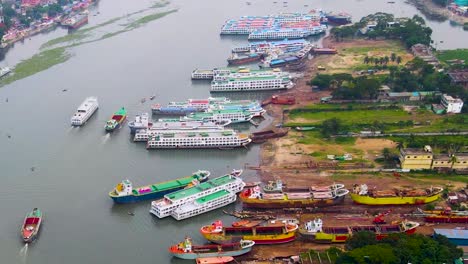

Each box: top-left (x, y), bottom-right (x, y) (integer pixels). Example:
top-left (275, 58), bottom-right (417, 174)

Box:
top-left (152, 98), bottom-right (230, 115)
top-left (239, 184), bottom-right (349, 208)
top-left (183, 109), bottom-right (253, 124)
top-left (299, 218), bottom-right (419, 243)
top-left (150, 170), bottom-right (245, 219)
top-left (232, 39), bottom-right (310, 53)
top-left (211, 75), bottom-right (294, 92)
top-left (227, 52), bottom-right (265, 65)
top-left (133, 122), bottom-right (226, 142)
top-left (248, 28), bottom-right (311, 40)
top-left (71, 97), bottom-right (99, 126)
top-left (350, 184), bottom-right (443, 205)
top-left (128, 113), bottom-right (152, 133)
top-left (201, 220), bottom-right (298, 244)
top-left (146, 129), bottom-right (251, 149)
top-left (109, 170), bottom-right (210, 203)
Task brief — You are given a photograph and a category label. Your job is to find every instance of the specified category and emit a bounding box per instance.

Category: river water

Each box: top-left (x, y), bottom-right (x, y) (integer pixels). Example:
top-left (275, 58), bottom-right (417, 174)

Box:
top-left (0, 0), bottom-right (466, 263)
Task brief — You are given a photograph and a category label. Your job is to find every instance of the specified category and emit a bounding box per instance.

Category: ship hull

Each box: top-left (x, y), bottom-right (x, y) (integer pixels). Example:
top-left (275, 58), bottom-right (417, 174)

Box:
top-left (326, 16), bottom-right (351, 25)
top-left (350, 193), bottom-right (441, 205)
top-left (227, 56), bottom-right (263, 65)
top-left (170, 247), bottom-right (252, 260)
top-left (202, 233), bottom-right (296, 245)
top-left (425, 216), bottom-right (468, 223)
top-left (239, 194), bottom-right (345, 209)
top-left (299, 228), bottom-right (416, 243)
top-left (110, 176), bottom-right (209, 204)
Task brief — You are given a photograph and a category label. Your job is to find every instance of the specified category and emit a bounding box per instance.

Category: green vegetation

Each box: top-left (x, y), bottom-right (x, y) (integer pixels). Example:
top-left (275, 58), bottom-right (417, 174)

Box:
top-left (125, 10), bottom-right (177, 30)
top-left (436, 49), bottom-right (468, 68)
top-left (331, 13), bottom-right (433, 48)
top-left (310, 74), bottom-right (381, 100)
top-left (0, 47), bottom-right (70, 87)
top-left (389, 135), bottom-right (468, 153)
top-left (335, 232), bottom-right (463, 264)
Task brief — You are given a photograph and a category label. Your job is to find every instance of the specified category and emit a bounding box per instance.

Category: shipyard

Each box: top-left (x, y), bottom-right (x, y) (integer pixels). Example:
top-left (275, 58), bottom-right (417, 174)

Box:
top-left (0, 0), bottom-right (467, 264)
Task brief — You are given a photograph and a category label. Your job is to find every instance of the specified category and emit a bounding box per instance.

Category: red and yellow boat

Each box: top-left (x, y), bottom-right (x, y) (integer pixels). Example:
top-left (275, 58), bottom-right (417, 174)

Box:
top-left (299, 218), bottom-right (419, 243)
top-left (200, 220), bottom-right (298, 245)
top-left (351, 184), bottom-right (443, 205)
top-left (424, 208), bottom-right (468, 223)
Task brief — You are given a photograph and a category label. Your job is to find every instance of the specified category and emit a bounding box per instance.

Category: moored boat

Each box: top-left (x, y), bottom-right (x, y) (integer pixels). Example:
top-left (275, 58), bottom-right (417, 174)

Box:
top-left (108, 170), bottom-right (210, 203)
top-left (350, 184), bottom-right (443, 205)
top-left (196, 256), bottom-right (234, 264)
top-left (105, 107), bottom-right (127, 132)
top-left (201, 220), bottom-right (298, 244)
top-left (325, 12), bottom-right (351, 25)
top-left (239, 184), bottom-right (349, 209)
top-left (295, 126), bottom-right (315, 131)
top-left (169, 237), bottom-right (254, 259)
top-left (21, 208), bottom-right (43, 243)
top-left (299, 218), bottom-right (419, 243)
top-left (128, 113), bottom-right (152, 133)
top-left (70, 97), bottom-right (99, 126)
top-left (423, 208), bottom-right (468, 223)
top-left (62, 13), bottom-right (88, 29)
top-left (228, 52), bottom-right (265, 65)
top-left (0, 66), bottom-right (11, 78)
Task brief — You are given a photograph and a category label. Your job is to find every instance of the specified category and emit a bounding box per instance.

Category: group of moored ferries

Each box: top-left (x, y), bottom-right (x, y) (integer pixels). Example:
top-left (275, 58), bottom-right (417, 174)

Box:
top-left (105, 169), bottom-right (450, 260)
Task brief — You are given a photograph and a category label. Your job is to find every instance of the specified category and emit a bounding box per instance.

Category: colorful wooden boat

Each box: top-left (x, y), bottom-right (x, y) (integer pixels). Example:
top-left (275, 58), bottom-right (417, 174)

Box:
top-left (105, 107), bottom-right (127, 131)
top-left (200, 220), bottom-right (298, 244)
top-left (169, 237), bottom-right (254, 259)
top-left (196, 256), bottom-right (234, 264)
top-left (232, 220), bottom-right (262, 228)
top-left (350, 184), bottom-right (443, 205)
top-left (21, 208), bottom-right (43, 243)
top-left (299, 218), bottom-right (419, 243)
top-left (109, 170), bottom-right (210, 203)
top-left (239, 184), bottom-right (349, 209)
top-left (424, 209), bottom-right (468, 223)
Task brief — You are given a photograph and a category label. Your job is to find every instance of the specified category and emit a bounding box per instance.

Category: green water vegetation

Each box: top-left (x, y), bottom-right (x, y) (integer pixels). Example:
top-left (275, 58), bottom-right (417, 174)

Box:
top-left (3, 5), bottom-right (177, 88)
top-left (0, 47), bottom-right (70, 87)
top-left (331, 13), bottom-right (433, 48)
top-left (334, 232), bottom-right (463, 264)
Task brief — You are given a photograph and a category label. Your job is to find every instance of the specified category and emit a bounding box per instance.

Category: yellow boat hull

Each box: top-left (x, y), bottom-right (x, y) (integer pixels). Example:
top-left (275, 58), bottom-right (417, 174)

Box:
top-left (350, 193), bottom-right (441, 205)
top-left (201, 232), bottom-right (296, 245)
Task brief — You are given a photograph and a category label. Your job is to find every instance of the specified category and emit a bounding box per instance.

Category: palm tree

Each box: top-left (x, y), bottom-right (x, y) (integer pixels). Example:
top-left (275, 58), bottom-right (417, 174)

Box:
top-left (396, 56), bottom-right (402, 64)
top-left (384, 56), bottom-right (389, 64)
top-left (364, 56), bottom-right (370, 64)
top-left (391, 53), bottom-right (396, 62)
top-left (382, 148), bottom-right (392, 164)
top-left (379, 57), bottom-right (385, 65)
top-left (449, 155), bottom-right (458, 169)
top-left (396, 141), bottom-right (405, 151)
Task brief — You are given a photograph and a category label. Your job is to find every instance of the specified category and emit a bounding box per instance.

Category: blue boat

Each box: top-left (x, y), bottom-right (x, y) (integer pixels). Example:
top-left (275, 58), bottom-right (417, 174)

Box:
top-left (151, 105), bottom-right (200, 115)
top-left (109, 170), bottom-right (210, 203)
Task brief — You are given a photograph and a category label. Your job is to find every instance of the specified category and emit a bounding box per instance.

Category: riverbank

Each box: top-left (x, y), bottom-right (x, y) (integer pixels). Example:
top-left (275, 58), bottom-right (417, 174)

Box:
top-left (406, 0), bottom-right (468, 25)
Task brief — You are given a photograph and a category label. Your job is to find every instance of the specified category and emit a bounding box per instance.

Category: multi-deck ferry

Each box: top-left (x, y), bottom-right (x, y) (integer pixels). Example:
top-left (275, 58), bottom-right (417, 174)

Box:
top-left (183, 109), bottom-right (253, 124)
top-left (133, 121), bottom-right (226, 142)
top-left (211, 74), bottom-right (294, 92)
top-left (146, 129), bottom-right (251, 149)
top-left (150, 170), bottom-right (245, 219)
top-left (70, 97), bottom-right (99, 126)
top-left (151, 98), bottom-right (230, 115)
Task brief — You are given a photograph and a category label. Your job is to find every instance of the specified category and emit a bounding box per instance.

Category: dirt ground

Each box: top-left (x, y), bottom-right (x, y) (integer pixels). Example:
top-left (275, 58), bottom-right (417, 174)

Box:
top-left (247, 37), bottom-right (467, 261)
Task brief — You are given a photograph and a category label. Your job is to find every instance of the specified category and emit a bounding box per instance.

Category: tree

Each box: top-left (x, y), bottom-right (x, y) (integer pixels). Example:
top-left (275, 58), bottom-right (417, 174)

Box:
top-left (364, 56), bottom-right (370, 64)
top-left (320, 118), bottom-right (343, 137)
top-left (396, 56), bottom-right (402, 64)
top-left (310, 74), bottom-right (334, 89)
top-left (382, 148), bottom-right (392, 163)
top-left (390, 53), bottom-right (396, 62)
top-left (384, 56), bottom-right (389, 64)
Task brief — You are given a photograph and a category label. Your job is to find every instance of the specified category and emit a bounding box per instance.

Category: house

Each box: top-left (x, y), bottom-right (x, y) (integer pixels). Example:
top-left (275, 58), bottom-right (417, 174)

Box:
top-left (448, 69), bottom-right (468, 88)
top-left (385, 91), bottom-right (438, 102)
top-left (399, 145), bottom-right (433, 170)
top-left (441, 94), bottom-right (464, 113)
top-left (452, 153), bottom-right (468, 171)
top-left (410, 44), bottom-right (439, 65)
top-left (359, 21), bottom-right (378, 35)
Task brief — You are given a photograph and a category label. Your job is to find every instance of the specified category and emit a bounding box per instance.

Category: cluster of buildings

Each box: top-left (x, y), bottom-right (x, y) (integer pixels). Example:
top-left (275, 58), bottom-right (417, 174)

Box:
top-left (410, 44), bottom-right (439, 65)
top-left (432, 94), bottom-right (464, 114)
top-left (399, 145), bottom-right (468, 172)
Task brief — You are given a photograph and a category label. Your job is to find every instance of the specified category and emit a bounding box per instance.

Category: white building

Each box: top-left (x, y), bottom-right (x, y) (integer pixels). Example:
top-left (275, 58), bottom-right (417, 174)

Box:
top-left (441, 94), bottom-right (464, 114)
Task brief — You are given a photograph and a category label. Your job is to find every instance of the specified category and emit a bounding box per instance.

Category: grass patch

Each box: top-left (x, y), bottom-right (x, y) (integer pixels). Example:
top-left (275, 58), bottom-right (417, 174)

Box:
top-left (0, 47), bottom-right (70, 87)
top-left (403, 172), bottom-right (468, 184)
top-left (334, 137), bottom-right (356, 145)
top-left (124, 9), bottom-right (177, 29)
top-left (436, 49), bottom-right (468, 66)
top-left (290, 109), bottom-right (410, 125)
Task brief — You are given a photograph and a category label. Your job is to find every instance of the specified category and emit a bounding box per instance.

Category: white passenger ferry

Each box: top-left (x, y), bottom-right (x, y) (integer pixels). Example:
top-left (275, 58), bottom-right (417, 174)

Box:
top-left (70, 97), bottom-right (99, 126)
top-left (133, 121), bottom-right (226, 142)
top-left (183, 109), bottom-right (253, 124)
top-left (248, 29), bottom-right (309, 40)
top-left (146, 129), bottom-right (251, 149)
top-left (211, 75), bottom-right (294, 92)
top-left (150, 170), bottom-right (245, 219)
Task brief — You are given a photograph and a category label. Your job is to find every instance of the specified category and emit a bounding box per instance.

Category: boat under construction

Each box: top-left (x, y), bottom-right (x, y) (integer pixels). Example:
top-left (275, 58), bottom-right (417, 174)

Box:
top-left (350, 184), bottom-right (443, 205)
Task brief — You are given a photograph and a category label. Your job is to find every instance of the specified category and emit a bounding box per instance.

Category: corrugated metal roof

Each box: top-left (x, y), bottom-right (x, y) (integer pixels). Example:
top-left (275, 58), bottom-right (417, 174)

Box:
top-left (434, 228), bottom-right (468, 239)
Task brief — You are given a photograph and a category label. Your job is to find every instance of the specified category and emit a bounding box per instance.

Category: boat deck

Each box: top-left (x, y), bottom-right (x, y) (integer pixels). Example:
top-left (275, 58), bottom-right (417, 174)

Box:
top-left (165, 175), bottom-right (237, 201)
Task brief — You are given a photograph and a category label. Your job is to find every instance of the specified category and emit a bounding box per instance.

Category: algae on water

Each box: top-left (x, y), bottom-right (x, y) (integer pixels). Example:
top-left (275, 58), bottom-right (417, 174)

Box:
top-left (0, 47), bottom-right (71, 87)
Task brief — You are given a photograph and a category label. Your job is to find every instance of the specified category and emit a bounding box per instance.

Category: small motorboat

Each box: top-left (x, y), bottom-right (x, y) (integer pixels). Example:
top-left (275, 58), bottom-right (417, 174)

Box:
top-left (196, 256), bottom-right (234, 264)
top-left (150, 95), bottom-right (156, 100)
top-left (21, 208), bottom-right (43, 243)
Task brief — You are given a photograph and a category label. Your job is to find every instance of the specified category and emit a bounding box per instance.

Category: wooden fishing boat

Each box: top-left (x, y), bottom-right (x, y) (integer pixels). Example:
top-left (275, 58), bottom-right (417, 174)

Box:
top-left (196, 256), bottom-right (234, 264)
top-left (424, 208), bottom-right (468, 223)
top-left (21, 208), bottom-right (43, 243)
top-left (232, 220), bottom-right (262, 228)
top-left (169, 237), bottom-right (254, 259)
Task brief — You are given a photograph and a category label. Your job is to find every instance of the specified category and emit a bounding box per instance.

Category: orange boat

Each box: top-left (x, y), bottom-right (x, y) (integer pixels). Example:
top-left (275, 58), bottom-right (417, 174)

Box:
top-left (196, 256), bottom-right (234, 264)
top-left (232, 220), bottom-right (262, 228)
